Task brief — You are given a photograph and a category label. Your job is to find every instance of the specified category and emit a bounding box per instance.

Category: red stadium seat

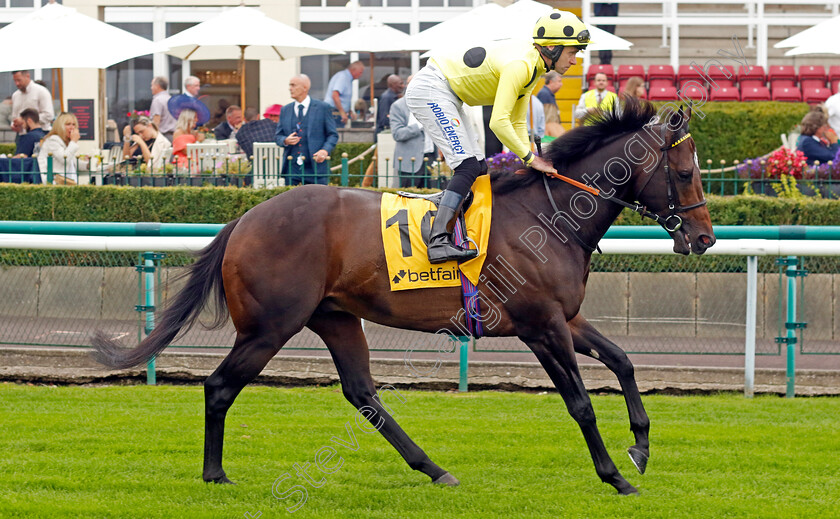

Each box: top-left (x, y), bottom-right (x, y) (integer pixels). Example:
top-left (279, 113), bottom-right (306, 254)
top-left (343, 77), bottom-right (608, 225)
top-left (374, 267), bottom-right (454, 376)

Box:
top-left (708, 64), bottom-right (736, 87)
top-left (678, 65), bottom-right (701, 90)
top-left (605, 84), bottom-right (617, 93)
top-left (801, 78), bottom-right (827, 90)
top-left (587, 64), bottom-right (615, 83)
top-left (740, 85), bottom-right (771, 102)
top-left (617, 64), bottom-right (646, 82)
top-left (710, 86), bottom-right (740, 102)
top-left (649, 78), bottom-right (674, 89)
top-left (803, 86), bottom-right (831, 104)
top-left (770, 78), bottom-right (796, 90)
top-left (738, 65), bottom-right (766, 88)
top-left (769, 65), bottom-right (796, 83)
top-left (647, 86), bottom-right (677, 101)
top-left (648, 64), bottom-right (675, 88)
top-left (680, 83), bottom-right (708, 102)
top-left (830, 66), bottom-right (840, 92)
top-left (799, 65), bottom-right (826, 89)
top-left (772, 86), bottom-right (802, 102)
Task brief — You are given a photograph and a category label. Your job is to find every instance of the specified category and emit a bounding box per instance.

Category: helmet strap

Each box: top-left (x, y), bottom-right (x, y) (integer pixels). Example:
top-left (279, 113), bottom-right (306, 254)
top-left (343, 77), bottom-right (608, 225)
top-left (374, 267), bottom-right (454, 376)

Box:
top-left (535, 44), bottom-right (564, 72)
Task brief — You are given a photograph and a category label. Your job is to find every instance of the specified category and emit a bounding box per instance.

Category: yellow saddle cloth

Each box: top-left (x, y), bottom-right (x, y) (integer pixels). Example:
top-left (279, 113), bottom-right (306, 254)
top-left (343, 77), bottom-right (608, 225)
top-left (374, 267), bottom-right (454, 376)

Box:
top-left (380, 175), bottom-right (492, 291)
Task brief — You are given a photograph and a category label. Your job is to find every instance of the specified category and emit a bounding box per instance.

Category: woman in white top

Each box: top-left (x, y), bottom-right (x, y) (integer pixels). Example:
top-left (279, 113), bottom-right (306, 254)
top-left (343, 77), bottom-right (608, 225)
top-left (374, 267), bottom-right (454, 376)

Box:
top-left (122, 116), bottom-right (172, 172)
top-left (37, 112), bottom-right (80, 184)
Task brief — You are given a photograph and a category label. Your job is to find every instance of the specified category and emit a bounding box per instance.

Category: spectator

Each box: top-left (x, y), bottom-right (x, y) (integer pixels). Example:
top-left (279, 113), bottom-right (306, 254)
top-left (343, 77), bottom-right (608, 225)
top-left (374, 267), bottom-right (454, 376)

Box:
top-left (276, 74), bottom-right (338, 185)
top-left (168, 76), bottom-right (209, 147)
top-left (236, 106), bottom-right (277, 159)
top-left (390, 75), bottom-right (436, 188)
top-left (263, 104), bottom-right (282, 123)
top-left (171, 107), bottom-right (207, 170)
top-left (574, 72), bottom-right (617, 121)
top-left (211, 98), bottom-right (230, 129)
top-left (593, 3), bottom-right (618, 65)
top-left (149, 76), bottom-right (176, 143)
top-left (797, 108), bottom-right (839, 165)
top-left (376, 74), bottom-right (405, 133)
top-left (354, 99), bottom-right (371, 122)
top-left (324, 60), bottom-right (365, 127)
top-left (214, 105), bottom-right (243, 140)
top-left (168, 95), bottom-right (210, 141)
top-left (38, 112), bottom-right (80, 184)
top-left (543, 102), bottom-right (565, 138)
top-left (11, 70), bottom-right (54, 133)
top-left (525, 96), bottom-right (545, 142)
top-left (184, 75), bottom-right (201, 98)
top-left (622, 76), bottom-right (646, 100)
top-left (121, 116), bottom-right (172, 172)
top-left (13, 108), bottom-right (46, 157)
top-left (537, 71), bottom-right (562, 109)
top-left (826, 91), bottom-right (840, 135)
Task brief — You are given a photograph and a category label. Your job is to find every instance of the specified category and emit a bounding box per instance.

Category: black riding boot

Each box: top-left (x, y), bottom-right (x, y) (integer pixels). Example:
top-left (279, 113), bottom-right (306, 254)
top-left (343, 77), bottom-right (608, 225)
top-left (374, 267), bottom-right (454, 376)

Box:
top-left (427, 190), bottom-right (477, 264)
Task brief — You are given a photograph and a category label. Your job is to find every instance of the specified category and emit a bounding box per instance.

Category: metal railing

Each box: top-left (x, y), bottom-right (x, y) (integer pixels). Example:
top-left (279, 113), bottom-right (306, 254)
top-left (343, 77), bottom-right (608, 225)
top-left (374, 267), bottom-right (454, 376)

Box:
top-left (702, 158), bottom-right (840, 197)
top-left (0, 151), bottom-right (453, 190)
top-left (1, 223), bottom-right (839, 396)
top-left (3, 152), bottom-right (837, 197)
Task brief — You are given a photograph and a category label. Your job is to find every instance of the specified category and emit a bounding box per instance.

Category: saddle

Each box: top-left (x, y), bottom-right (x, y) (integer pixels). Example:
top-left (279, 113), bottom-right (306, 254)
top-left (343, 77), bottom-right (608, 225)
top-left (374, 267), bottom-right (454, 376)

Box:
top-left (396, 190), bottom-right (474, 244)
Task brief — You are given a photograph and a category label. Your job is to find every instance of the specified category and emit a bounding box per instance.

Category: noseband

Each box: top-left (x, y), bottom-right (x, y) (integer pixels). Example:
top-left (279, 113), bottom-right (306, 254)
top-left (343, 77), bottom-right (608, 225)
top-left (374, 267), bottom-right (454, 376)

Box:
top-left (540, 124), bottom-right (707, 252)
top-left (634, 125), bottom-right (707, 232)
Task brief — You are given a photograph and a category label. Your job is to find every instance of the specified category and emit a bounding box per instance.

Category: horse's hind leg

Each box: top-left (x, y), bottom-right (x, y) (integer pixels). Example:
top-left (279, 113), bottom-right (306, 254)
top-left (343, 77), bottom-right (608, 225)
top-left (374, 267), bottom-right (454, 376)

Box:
top-left (203, 330), bottom-right (288, 483)
top-left (523, 316), bottom-right (637, 495)
top-left (569, 314), bottom-right (650, 474)
top-left (307, 311), bottom-right (457, 486)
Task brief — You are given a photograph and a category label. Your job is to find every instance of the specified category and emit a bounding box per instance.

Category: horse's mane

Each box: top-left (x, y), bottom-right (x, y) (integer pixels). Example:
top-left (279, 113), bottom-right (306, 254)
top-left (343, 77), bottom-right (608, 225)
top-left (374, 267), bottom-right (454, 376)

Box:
top-left (490, 97), bottom-right (659, 194)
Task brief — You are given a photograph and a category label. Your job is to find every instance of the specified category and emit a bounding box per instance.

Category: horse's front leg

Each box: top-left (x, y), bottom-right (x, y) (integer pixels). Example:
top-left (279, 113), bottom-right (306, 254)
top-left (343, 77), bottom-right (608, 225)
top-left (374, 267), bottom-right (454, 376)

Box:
top-left (522, 315), bottom-right (637, 495)
top-left (569, 314), bottom-right (650, 474)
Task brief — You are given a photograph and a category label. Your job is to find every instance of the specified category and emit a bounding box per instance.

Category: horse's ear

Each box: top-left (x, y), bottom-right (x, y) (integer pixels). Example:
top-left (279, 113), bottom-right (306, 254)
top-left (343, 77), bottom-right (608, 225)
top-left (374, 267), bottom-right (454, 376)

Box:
top-left (668, 106), bottom-right (682, 131)
top-left (684, 102), bottom-right (693, 123)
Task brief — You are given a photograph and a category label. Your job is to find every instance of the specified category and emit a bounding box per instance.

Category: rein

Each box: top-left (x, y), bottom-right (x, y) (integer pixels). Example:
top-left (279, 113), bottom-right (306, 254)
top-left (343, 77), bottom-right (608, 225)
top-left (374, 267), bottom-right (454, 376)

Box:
top-left (541, 128), bottom-right (707, 252)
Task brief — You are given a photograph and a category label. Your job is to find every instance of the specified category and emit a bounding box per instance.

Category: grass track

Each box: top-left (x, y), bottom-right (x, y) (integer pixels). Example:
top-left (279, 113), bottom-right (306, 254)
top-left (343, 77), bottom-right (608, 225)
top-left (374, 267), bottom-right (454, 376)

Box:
top-left (1, 382), bottom-right (838, 519)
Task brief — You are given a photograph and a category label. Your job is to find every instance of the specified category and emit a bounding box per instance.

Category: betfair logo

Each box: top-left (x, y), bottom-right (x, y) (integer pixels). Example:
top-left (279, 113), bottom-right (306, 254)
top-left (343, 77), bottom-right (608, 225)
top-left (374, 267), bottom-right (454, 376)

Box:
top-left (392, 266), bottom-right (461, 285)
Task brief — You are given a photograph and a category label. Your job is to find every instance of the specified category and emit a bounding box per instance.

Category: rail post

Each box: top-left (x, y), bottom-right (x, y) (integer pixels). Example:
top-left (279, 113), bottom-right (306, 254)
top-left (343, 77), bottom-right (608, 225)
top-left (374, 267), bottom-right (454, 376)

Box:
top-left (744, 255), bottom-right (757, 398)
top-left (341, 152), bottom-right (349, 186)
top-left (775, 256), bottom-right (808, 398)
top-left (46, 155), bottom-right (54, 185)
top-left (136, 251), bottom-right (166, 385)
top-left (458, 336), bottom-right (469, 392)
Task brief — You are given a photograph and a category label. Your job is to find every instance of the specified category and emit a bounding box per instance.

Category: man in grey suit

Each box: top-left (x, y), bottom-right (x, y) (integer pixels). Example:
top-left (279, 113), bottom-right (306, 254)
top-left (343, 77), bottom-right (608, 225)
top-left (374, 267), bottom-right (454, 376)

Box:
top-left (389, 76), bottom-right (436, 188)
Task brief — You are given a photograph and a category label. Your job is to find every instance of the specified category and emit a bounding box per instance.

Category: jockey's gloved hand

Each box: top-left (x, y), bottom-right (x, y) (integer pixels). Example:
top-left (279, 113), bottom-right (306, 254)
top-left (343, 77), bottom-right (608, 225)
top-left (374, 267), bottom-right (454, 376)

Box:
top-left (528, 155), bottom-right (557, 176)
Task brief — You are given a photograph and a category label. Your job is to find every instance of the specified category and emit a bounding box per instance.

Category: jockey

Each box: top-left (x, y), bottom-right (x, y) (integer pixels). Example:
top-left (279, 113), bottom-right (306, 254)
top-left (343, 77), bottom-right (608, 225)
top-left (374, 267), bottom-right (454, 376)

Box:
top-left (405, 10), bottom-right (590, 264)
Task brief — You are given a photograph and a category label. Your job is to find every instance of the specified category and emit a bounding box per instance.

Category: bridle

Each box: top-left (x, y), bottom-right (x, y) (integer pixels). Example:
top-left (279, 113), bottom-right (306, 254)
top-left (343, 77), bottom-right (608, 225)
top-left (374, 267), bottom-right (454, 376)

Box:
top-left (634, 124), bottom-right (707, 232)
top-left (540, 123), bottom-right (707, 252)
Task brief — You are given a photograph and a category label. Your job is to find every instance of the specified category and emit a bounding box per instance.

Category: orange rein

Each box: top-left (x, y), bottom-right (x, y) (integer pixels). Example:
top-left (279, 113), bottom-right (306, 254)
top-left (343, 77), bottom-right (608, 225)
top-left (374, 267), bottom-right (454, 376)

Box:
top-left (515, 167), bottom-right (601, 197)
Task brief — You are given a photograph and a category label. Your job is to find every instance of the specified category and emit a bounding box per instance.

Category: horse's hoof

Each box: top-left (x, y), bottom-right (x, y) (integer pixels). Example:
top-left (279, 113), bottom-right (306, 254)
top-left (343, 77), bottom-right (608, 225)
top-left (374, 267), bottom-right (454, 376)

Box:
top-left (628, 446), bottom-right (649, 475)
top-left (432, 472), bottom-right (460, 486)
top-left (205, 474), bottom-right (235, 484)
top-left (618, 483), bottom-right (639, 496)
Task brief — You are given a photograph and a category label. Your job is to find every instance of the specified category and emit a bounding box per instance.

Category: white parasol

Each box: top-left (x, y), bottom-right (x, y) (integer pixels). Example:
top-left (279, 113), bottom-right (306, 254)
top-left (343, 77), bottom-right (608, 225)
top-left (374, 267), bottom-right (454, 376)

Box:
top-left (157, 5), bottom-right (344, 108)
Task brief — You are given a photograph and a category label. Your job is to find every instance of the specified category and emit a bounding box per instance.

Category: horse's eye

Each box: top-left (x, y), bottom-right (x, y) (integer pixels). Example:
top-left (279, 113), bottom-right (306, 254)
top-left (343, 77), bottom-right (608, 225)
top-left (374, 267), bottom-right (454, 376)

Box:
top-left (677, 170), bottom-right (693, 180)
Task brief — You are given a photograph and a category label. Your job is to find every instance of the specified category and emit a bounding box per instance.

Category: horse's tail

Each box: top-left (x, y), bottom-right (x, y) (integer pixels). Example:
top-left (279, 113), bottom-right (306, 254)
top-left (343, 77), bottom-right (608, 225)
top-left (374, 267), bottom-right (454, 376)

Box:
top-left (91, 218), bottom-right (241, 369)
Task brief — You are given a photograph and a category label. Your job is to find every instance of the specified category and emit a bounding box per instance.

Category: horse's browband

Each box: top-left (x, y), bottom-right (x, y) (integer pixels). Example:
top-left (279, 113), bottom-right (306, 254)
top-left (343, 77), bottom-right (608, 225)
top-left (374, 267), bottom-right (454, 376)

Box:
top-left (669, 132), bottom-right (691, 148)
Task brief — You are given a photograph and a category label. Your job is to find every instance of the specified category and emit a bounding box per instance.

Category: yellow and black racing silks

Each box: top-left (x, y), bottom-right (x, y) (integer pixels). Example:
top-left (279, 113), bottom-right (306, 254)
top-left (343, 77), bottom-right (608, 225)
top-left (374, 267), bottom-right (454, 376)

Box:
top-left (430, 39), bottom-right (547, 163)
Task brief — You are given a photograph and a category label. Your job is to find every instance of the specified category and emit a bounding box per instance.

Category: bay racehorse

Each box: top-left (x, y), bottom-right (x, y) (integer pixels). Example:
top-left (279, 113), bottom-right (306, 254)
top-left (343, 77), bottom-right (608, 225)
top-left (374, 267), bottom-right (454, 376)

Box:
top-left (92, 98), bottom-right (715, 495)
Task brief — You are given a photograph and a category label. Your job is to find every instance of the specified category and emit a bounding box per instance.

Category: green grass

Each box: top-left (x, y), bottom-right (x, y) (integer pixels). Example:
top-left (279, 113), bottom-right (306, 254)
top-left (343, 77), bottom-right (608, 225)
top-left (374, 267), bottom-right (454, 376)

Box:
top-left (1, 383), bottom-right (838, 519)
